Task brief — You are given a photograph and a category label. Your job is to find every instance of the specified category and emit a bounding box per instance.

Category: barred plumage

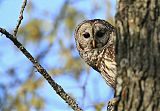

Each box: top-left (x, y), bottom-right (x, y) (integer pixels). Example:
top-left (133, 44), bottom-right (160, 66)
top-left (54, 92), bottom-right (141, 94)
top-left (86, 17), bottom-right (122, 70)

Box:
top-left (74, 19), bottom-right (116, 88)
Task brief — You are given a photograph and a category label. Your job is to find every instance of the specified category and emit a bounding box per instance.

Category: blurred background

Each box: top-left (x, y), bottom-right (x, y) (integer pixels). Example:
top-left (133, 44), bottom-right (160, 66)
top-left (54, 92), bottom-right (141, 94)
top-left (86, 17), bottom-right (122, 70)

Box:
top-left (0, 0), bottom-right (116, 111)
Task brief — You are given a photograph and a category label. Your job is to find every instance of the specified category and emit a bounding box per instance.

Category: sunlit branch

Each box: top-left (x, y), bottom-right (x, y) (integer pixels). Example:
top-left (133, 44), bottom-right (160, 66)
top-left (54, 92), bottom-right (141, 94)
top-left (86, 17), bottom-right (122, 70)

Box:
top-left (0, 27), bottom-right (82, 111)
top-left (13, 0), bottom-right (27, 37)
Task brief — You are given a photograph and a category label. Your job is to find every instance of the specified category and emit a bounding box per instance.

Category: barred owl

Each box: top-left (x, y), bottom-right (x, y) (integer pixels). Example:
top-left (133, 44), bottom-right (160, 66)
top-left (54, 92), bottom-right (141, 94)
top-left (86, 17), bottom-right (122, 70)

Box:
top-left (74, 19), bottom-right (116, 89)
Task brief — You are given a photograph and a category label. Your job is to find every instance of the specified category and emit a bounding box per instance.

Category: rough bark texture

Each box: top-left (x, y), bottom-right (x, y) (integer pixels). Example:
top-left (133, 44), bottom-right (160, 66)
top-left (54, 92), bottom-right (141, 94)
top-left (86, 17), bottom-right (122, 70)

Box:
top-left (115, 0), bottom-right (160, 111)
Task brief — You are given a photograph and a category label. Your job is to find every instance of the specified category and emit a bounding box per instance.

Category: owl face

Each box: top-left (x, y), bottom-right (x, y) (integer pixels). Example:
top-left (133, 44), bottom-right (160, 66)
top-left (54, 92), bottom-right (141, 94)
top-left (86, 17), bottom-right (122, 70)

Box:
top-left (74, 19), bottom-right (114, 51)
top-left (74, 19), bottom-right (116, 88)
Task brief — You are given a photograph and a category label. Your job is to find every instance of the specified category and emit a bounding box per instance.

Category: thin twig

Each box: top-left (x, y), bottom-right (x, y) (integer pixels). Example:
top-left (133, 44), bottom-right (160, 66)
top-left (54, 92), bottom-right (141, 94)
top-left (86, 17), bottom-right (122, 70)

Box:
top-left (13, 0), bottom-right (27, 37)
top-left (0, 27), bottom-right (82, 111)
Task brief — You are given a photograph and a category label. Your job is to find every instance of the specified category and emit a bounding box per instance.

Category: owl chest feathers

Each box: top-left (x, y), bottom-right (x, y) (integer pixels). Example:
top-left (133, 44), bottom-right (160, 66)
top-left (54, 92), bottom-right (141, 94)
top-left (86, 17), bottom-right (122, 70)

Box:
top-left (79, 44), bottom-right (117, 88)
top-left (75, 19), bottom-right (117, 88)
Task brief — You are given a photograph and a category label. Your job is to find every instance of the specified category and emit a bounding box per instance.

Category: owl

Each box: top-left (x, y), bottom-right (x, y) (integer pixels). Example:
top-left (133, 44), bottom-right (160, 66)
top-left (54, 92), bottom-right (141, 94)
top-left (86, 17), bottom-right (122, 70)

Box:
top-left (74, 19), bottom-right (116, 89)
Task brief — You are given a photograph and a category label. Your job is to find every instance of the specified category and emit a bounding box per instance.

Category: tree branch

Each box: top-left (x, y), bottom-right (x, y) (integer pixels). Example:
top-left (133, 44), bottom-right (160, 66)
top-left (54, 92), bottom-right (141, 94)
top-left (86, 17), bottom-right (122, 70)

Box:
top-left (0, 27), bottom-right (82, 111)
top-left (13, 0), bottom-right (27, 37)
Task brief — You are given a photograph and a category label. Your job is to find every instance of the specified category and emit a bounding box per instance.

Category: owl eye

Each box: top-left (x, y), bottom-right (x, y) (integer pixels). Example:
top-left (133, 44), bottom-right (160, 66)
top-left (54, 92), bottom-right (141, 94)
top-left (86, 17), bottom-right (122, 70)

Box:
top-left (83, 32), bottom-right (90, 38)
top-left (96, 30), bottom-right (105, 38)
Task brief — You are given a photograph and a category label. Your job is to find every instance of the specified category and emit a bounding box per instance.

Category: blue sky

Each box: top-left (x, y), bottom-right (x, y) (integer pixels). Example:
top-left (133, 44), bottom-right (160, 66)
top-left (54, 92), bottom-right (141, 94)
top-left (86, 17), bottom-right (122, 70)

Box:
top-left (0, 0), bottom-right (116, 111)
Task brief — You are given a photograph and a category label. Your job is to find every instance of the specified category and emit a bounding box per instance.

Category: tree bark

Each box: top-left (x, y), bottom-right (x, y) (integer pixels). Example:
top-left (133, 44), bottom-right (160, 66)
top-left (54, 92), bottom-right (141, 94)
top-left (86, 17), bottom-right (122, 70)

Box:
top-left (115, 0), bottom-right (160, 111)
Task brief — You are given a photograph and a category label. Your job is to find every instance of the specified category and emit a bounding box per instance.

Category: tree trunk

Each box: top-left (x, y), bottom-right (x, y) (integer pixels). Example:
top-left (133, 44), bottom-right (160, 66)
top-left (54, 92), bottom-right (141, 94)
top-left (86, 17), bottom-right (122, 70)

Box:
top-left (115, 0), bottom-right (160, 111)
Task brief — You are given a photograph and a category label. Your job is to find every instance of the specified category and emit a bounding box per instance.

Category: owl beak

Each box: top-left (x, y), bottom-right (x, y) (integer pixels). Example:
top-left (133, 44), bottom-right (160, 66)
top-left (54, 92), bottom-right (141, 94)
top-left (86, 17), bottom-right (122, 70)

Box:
top-left (92, 40), bottom-right (96, 48)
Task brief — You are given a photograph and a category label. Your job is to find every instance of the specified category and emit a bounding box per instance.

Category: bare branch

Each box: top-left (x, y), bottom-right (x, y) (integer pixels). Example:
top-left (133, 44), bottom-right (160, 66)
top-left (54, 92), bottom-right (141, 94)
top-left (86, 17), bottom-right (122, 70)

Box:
top-left (0, 27), bottom-right (82, 111)
top-left (13, 0), bottom-right (27, 37)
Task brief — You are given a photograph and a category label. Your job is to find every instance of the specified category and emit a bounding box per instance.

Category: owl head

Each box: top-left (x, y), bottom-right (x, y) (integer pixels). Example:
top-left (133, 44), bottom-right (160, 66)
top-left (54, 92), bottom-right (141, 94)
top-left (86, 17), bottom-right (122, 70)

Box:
top-left (74, 19), bottom-right (115, 52)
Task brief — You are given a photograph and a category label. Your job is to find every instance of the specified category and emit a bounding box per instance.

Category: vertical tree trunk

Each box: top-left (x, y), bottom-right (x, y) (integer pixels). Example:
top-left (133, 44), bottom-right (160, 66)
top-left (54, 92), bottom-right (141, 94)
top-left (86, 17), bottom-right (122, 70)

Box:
top-left (115, 0), bottom-right (160, 111)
